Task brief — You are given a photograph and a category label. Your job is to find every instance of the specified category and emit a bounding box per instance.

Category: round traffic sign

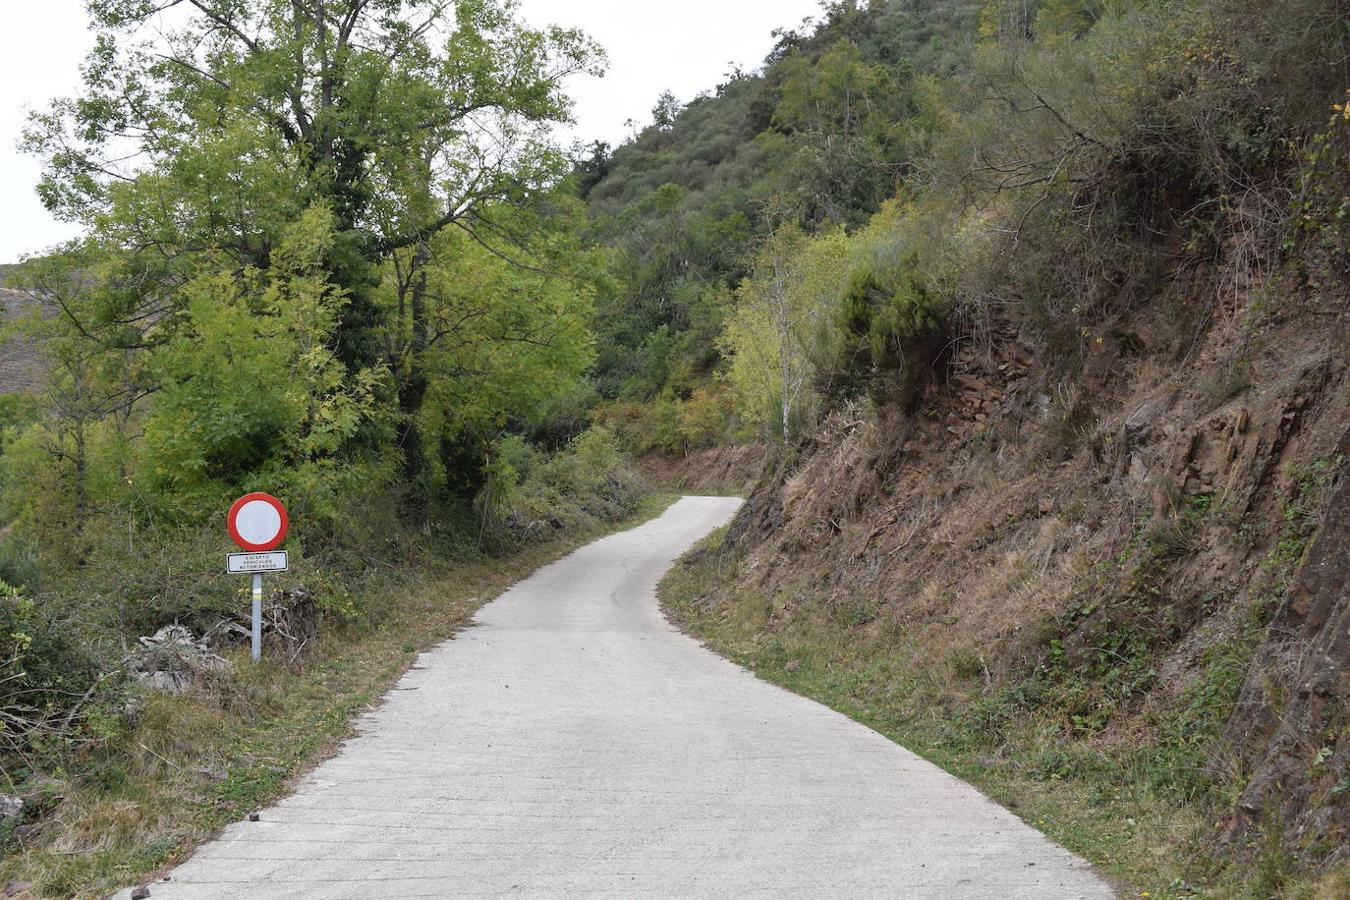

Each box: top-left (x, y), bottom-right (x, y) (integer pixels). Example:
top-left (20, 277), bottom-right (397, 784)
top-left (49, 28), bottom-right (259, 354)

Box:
top-left (227, 493), bottom-right (289, 552)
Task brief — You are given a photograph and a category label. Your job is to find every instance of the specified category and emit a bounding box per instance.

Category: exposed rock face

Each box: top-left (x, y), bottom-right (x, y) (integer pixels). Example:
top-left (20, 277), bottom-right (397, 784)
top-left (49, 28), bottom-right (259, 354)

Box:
top-left (1221, 426), bottom-right (1350, 862)
top-left (707, 272), bottom-right (1348, 873)
top-left (0, 274), bottom-right (47, 394)
top-left (0, 794), bottom-right (22, 824)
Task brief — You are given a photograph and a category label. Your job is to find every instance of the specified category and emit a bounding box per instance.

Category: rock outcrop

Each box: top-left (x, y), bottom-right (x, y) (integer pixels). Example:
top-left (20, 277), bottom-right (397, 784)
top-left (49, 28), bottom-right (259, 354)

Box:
top-left (1221, 426), bottom-right (1350, 860)
top-left (0, 271), bottom-right (46, 394)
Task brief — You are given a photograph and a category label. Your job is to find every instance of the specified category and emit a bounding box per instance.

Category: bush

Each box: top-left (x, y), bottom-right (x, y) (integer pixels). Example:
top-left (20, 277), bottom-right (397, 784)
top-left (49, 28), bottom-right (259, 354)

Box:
top-left (830, 262), bottom-right (949, 409)
top-left (480, 427), bottom-right (647, 548)
top-left (0, 534), bottom-right (40, 593)
top-left (1, 580), bottom-right (104, 759)
top-left (677, 383), bottom-right (734, 451)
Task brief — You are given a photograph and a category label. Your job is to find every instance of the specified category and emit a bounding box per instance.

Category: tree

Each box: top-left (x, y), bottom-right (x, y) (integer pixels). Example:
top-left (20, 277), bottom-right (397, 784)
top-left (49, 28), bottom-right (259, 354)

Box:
top-left (138, 205), bottom-right (384, 518)
top-left (651, 90), bottom-right (682, 130)
top-left (3, 251), bottom-right (152, 549)
top-left (772, 39), bottom-right (908, 224)
top-left (377, 194), bottom-right (602, 508)
top-left (721, 221), bottom-right (849, 444)
top-left (25, 0), bottom-right (603, 366)
top-left (575, 140), bottom-right (612, 197)
top-left (20, 0), bottom-right (606, 515)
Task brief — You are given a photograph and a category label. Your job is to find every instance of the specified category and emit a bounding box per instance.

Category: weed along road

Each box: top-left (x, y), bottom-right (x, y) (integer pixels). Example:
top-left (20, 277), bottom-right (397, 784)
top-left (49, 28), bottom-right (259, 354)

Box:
top-left (119, 497), bottom-right (1113, 899)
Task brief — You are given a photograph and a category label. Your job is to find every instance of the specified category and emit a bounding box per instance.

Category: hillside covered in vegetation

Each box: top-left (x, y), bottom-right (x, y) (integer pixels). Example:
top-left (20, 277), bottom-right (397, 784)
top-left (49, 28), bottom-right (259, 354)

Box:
top-left (2, 0), bottom-right (1348, 896)
top-left (598, 0), bottom-right (1348, 895)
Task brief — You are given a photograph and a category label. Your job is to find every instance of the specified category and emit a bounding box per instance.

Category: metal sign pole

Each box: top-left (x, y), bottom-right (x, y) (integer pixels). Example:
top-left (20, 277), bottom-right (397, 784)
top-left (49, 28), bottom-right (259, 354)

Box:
top-left (251, 573), bottom-right (263, 662)
top-left (228, 492), bottom-right (288, 665)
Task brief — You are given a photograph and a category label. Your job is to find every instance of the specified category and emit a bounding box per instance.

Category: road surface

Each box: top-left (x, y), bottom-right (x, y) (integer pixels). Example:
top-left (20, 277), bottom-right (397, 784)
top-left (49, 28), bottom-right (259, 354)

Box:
top-left (122, 496), bottom-right (1114, 899)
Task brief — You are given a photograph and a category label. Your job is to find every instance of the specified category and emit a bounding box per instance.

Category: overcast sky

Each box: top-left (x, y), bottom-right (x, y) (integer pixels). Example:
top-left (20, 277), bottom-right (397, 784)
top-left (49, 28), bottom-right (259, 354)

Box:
top-left (0, 0), bottom-right (821, 264)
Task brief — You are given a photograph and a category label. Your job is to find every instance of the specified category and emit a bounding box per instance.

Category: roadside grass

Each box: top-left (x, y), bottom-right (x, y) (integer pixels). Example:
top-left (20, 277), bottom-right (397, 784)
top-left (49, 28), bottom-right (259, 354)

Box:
top-left (659, 526), bottom-right (1347, 900)
top-left (0, 493), bottom-right (677, 898)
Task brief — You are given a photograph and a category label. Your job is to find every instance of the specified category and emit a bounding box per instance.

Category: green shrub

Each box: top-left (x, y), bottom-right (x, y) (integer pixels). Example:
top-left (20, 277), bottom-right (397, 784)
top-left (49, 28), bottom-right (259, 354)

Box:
top-left (480, 427), bottom-right (647, 549)
top-left (830, 262), bottom-right (949, 409)
top-left (676, 383), bottom-right (734, 451)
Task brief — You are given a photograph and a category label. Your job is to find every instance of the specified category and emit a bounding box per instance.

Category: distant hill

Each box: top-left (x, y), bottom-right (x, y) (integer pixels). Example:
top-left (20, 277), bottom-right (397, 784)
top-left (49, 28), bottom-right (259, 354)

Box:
top-left (579, 0), bottom-right (983, 402)
top-left (0, 268), bottom-right (45, 394)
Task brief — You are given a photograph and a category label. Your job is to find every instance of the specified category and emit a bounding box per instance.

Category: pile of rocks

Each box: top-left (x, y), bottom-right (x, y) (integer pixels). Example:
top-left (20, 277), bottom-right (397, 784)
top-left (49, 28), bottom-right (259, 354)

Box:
top-left (123, 625), bottom-right (233, 694)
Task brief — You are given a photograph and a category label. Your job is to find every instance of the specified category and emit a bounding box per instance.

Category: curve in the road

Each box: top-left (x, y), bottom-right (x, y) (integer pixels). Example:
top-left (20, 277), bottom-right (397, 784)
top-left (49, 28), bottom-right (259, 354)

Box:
top-left (122, 496), bottom-right (1114, 899)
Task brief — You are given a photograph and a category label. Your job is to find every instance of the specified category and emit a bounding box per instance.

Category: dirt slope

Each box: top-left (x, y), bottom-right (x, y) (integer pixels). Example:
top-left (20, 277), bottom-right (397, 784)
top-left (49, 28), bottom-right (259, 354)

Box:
top-left (638, 444), bottom-right (766, 496)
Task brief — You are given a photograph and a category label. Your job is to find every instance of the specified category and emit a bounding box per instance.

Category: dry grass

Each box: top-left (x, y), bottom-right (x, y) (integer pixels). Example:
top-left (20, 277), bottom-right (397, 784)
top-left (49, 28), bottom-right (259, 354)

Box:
top-left (661, 421), bottom-right (1346, 900)
top-left (659, 534), bottom-right (1236, 896)
top-left (1297, 868), bottom-right (1350, 900)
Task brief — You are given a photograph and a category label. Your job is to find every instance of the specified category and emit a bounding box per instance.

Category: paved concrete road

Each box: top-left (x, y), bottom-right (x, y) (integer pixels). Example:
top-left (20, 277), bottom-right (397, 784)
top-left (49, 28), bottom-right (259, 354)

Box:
top-left (122, 497), bottom-right (1114, 899)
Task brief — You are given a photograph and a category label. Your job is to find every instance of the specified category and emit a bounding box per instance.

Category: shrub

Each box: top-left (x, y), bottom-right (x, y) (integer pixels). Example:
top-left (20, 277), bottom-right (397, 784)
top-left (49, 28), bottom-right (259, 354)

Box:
top-left (1, 580), bottom-right (104, 760)
top-left (677, 383), bottom-right (734, 451)
top-left (483, 427), bottom-right (647, 548)
top-left (829, 261), bottom-right (950, 410)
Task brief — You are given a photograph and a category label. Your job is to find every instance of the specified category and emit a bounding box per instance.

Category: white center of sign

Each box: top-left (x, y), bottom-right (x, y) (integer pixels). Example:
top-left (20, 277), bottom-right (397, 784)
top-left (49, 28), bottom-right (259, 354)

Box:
top-left (235, 499), bottom-right (282, 546)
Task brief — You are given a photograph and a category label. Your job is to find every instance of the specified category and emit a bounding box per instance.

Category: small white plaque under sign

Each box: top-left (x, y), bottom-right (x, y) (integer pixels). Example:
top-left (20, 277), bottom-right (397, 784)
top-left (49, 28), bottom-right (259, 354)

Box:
top-left (227, 551), bottom-right (289, 574)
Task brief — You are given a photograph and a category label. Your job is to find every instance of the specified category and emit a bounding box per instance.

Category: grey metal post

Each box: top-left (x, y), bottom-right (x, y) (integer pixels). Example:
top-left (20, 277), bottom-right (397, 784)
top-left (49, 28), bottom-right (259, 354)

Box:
top-left (251, 572), bottom-right (263, 662)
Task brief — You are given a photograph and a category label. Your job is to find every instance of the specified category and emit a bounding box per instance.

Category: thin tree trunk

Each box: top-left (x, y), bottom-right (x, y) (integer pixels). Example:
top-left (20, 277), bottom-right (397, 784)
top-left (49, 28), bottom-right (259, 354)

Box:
top-left (780, 325), bottom-right (792, 446)
top-left (396, 243), bottom-right (432, 517)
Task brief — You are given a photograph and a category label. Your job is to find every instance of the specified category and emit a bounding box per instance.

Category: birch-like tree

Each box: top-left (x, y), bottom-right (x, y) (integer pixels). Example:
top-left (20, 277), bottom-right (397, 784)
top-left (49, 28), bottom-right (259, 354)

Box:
top-left (721, 223), bottom-right (849, 444)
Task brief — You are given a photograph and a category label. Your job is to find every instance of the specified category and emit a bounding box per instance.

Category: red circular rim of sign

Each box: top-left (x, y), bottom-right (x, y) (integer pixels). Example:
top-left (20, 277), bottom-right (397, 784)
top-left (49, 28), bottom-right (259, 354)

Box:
top-left (227, 492), bottom-right (289, 552)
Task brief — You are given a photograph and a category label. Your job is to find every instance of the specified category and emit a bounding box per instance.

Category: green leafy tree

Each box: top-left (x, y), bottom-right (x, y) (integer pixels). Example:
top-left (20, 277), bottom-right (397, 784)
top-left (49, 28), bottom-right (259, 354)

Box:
top-left (651, 90), bottom-right (683, 130)
top-left (25, 0), bottom-right (602, 367)
top-left (139, 205), bottom-right (384, 518)
top-left (720, 221), bottom-right (849, 444)
top-left (773, 39), bottom-right (911, 224)
top-left (382, 196), bottom-right (602, 506)
top-left (2, 251), bottom-right (151, 550)
top-left (20, 0), bottom-right (605, 519)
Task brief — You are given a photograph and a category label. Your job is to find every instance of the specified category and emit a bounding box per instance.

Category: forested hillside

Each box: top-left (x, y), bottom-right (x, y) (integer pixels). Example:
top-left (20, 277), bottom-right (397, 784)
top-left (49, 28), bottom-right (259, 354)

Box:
top-left (2, 0), bottom-right (1348, 896)
top-left (580, 0), bottom-right (985, 444)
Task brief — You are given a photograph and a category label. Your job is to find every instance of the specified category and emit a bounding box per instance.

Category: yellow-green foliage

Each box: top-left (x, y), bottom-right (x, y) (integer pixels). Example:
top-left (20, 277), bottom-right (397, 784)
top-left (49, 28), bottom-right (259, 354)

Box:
top-left (720, 225), bottom-right (850, 441)
top-left (481, 426), bottom-right (647, 545)
top-left (7, 0), bottom-right (609, 540)
top-left (0, 0), bottom-right (621, 792)
top-left (399, 213), bottom-right (599, 469)
top-left (677, 383), bottom-right (735, 450)
top-left (719, 199), bottom-right (952, 427)
top-left (142, 206), bottom-right (384, 520)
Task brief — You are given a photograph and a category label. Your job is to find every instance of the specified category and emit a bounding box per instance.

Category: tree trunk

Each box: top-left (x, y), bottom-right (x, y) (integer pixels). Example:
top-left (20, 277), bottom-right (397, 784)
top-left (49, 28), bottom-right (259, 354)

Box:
top-left (395, 244), bottom-right (432, 518)
top-left (780, 335), bottom-right (792, 446)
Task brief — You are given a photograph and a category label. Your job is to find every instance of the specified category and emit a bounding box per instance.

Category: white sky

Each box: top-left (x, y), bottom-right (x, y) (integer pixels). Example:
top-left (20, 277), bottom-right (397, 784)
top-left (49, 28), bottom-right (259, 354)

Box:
top-left (0, 0), bottom-right (822, 264)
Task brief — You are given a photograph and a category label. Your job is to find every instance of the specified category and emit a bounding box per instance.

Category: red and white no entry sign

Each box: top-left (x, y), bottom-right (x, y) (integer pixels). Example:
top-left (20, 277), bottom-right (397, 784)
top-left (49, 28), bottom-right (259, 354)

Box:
top-left (227, 492), bottom-right (289, 552)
